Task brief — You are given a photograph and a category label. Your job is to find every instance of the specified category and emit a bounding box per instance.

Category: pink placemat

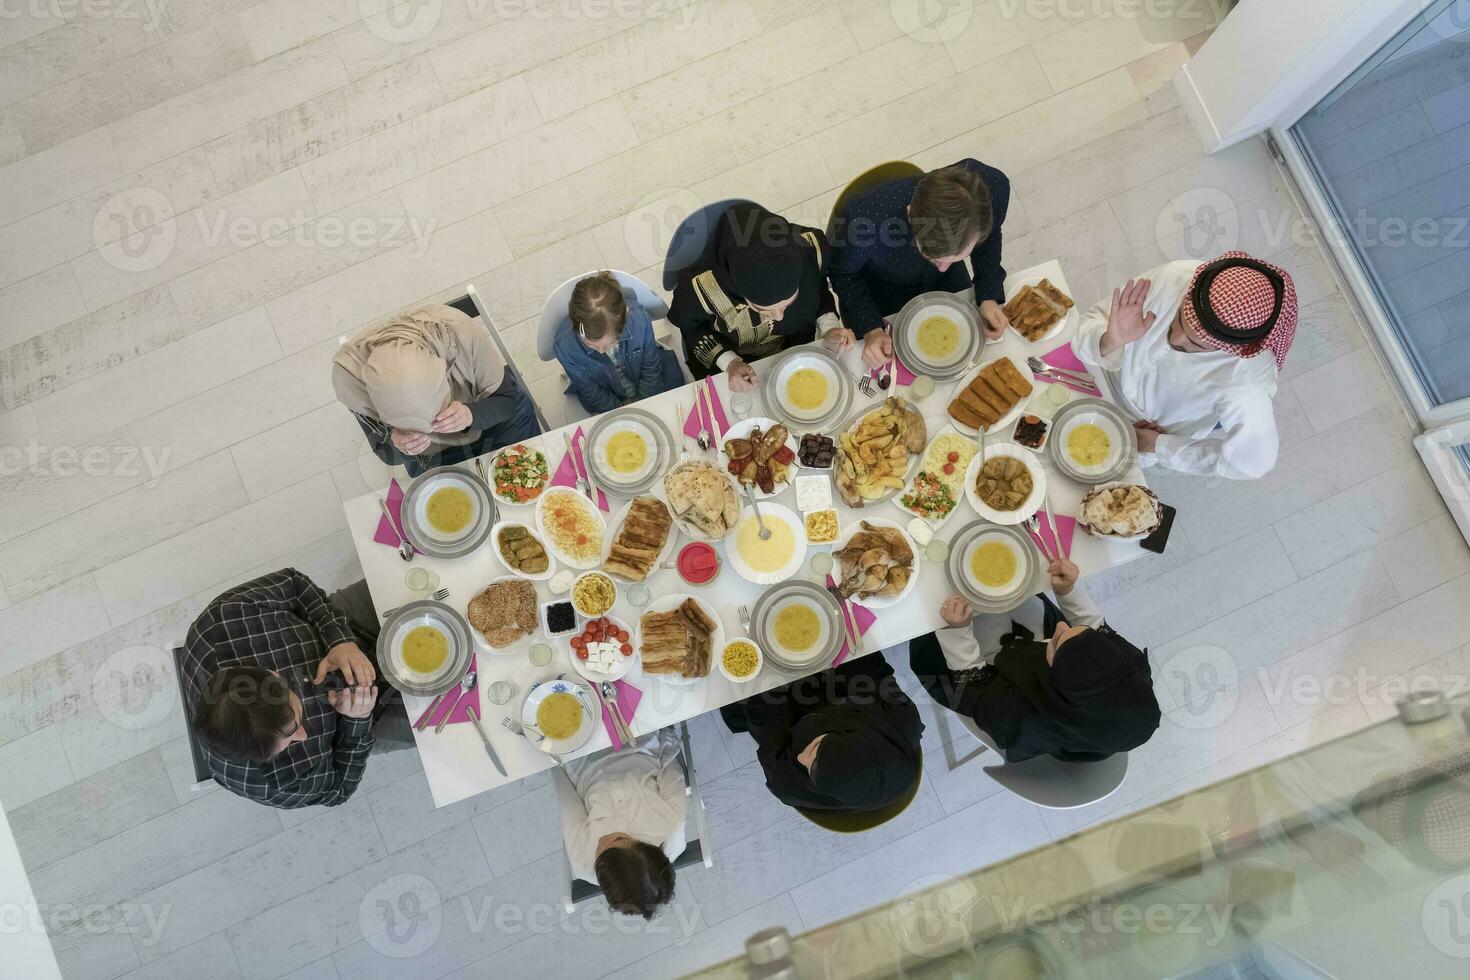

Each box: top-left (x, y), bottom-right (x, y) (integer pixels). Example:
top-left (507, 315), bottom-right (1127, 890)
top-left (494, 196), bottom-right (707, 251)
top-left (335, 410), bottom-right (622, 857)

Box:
top-left (868, 357), bottom-right (917, 387)
top-left (826, 576), bottom-right (877, 667)
top-left (1035, 343), bottom-right (1099, 395)
top-left (600, 679), bottom-right (642, 751)
top-left (413, 656), bottom-right (478, 728)
top-left (1025, 512), bottom-right (1076, 561)
top-left (549, 426), bottom-right (609, 511)
top-left (373, 479), bottom-right (416, 555)
top-left (682, 377), bottom-right (731, 441)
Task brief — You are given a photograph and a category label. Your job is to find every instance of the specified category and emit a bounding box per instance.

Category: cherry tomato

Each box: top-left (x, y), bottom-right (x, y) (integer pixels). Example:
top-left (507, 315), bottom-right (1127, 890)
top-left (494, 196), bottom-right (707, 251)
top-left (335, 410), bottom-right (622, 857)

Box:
top-left (620, 643), bottom-right (633, 656)
top-left (616, 629), bottom-right (629, 642)
top-left (943, 462), bottom-right (955, 475)
top-left (576, 649), bottom-right (589, 660)
top-left (947, 451), bottom-right (959, 463)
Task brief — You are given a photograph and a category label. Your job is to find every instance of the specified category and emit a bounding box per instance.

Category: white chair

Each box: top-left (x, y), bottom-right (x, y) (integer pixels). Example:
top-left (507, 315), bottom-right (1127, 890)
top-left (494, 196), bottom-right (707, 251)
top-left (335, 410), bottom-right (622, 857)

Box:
top-left (555, 720), bottom-right (712, 914)
top-left (959, 712), bottom-right (1129, 810)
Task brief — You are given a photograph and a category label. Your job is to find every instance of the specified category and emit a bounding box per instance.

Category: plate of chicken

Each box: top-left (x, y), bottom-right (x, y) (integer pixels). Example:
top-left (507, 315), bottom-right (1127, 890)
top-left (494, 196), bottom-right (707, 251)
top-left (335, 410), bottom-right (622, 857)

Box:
top-left (831, 518), bottom-right (921, 610)
top-left (834, 397), bottom-right (927, 508)
top-left (721, 418), bottom-right (798, 499)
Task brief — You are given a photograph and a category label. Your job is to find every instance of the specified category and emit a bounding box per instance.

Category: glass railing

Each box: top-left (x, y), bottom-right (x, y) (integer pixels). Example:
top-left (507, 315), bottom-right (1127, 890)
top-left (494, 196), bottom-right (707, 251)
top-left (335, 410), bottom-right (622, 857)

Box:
top-left (686, 693), bottom-right (1470, 979)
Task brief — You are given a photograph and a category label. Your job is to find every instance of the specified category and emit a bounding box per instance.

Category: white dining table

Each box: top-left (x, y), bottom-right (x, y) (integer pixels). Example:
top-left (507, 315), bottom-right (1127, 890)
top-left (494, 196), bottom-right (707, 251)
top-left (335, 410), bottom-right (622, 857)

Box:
top-left (343, 260), bottom-right (1150, 807)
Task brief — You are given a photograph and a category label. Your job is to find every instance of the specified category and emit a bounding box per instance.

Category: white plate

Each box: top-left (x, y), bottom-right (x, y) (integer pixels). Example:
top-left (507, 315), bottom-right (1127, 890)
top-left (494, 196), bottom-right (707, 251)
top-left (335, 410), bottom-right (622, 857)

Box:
top-left (662, 459), bottom-right (740, 542)
top-left (592, 416), bottom-right (660, 486)
top-left (836, 398), bottom-right (927, 507)
top-left (771, 352), bottom-right (841, 422)
top-left (960, 528), bottom-right (1029, 599)
top-left (763, 592), bottom-right (834, 668)
top-left (828, 516), bottom-right (921, 610)
top-left (1053, 409), bottom-right (1128, 480)
top-left (905, 301), bottom-right (976, 370)
top-left (489, 520), bottom-right (556, 581)
top-left (411, 473), bottom-right (488, 543)
top-left (718, 417), bottom-right (798, 500)
top-left (484, 444), bottom-right (550, 507)
top-left (600, 495), bottom-right (680, 580)
top-left (1005, 274), bottom-right (1077, 347)
top-left (520, 677), bottom-right (599, 755)
top-left (466, 575), bottom-right (541, 655)
top-left (726, 502), bottom-right (808, 586)
top-left (948, 354), bottom-right (1037, 436)
top-left (963, 443), bottom-right (1046, 525)
top-left (893, 421), bottom-right (974, 527)
top-left (534, 487), bottom-right (608, 570)
top-left (565, 614), bottom-right (639, 683)
top-left (635, 593), bottom-right (725, 686)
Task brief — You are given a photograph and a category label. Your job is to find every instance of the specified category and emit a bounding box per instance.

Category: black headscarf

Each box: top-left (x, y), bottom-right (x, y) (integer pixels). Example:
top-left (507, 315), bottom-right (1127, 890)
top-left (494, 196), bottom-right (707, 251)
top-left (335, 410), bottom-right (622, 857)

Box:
top-left (979, 627), bottom-right (1160, 763)
top-left (712, 203), bottom-right (804, 306)
top-left (789, 707), bottom-right (921, 811)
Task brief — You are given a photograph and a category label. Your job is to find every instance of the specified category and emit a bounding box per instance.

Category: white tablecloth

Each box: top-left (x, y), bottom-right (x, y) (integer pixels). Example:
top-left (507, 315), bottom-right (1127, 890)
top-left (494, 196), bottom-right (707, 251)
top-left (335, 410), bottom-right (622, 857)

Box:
top-left (344, 261), bottom-right (1148, 806)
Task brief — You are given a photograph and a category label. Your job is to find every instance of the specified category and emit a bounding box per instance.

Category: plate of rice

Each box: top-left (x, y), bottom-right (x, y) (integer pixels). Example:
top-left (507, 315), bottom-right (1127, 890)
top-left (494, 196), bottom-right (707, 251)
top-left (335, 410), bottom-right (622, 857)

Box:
top-left (535, 487), bottom-right (607, 569)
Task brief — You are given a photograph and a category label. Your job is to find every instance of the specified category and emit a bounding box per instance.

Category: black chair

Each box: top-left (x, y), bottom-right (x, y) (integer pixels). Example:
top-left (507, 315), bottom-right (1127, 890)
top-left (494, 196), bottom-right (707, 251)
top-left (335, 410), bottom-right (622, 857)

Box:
top-left (170, 646), bottom-right (213, 792)
top-left (660, 198), bottom-right (757, 291)
top-left (556, 721), bottom-right (712, 913)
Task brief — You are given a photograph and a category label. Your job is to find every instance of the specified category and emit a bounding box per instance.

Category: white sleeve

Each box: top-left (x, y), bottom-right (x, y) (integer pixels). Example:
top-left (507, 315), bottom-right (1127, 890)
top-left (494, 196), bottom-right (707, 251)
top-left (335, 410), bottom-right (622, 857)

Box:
top-left (1151, 389), bottom-right (1278, 479)
top-left (1054, 583), bottom-right (1105, 630)
top-left (817, 312), bottom-right (842, 334)
top-left (936, 626), bottom-right (987, 671)
top-left (715, 350), bottom-right (739, 371)
top-left (654, 736), bottom-right (688, 858)
top-left (1073, 294), bottom-right (1123, 372)
top-left (554, 769), bottom-right (599, 882)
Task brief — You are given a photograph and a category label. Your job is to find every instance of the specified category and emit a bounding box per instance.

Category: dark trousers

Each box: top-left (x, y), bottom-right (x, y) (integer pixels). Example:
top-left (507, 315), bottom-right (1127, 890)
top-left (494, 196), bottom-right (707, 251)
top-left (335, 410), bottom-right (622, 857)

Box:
top-left (329, 580), bottom-right (414, 751)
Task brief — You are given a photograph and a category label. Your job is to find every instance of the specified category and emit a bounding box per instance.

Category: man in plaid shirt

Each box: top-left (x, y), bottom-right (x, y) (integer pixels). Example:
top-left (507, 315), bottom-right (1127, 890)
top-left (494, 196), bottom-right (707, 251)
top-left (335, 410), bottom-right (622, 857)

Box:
top-left (182, 568), bottom-right (401, 808)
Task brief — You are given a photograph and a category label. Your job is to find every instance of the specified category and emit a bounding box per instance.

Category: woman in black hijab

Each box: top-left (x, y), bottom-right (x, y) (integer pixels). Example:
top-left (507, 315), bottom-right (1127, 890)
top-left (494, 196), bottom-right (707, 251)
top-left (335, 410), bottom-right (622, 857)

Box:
top-left (667, 202), bottom-right (854, 391)
top-left (722, 653), bottom-right (923, 812)
top-left (910, 558), bottom-right (1159, 763)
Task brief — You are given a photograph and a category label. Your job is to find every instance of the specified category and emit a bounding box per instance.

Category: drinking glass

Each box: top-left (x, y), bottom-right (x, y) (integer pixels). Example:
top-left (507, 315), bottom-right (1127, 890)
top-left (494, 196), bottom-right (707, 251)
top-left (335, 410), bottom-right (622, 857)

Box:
top-left (924, 538), bottom-right (950, 563)
top-left (627, 584), bottom-right (652, 607)
top-left (909, 375), bottom-right (935, 401)
top-left (809, 551), bottom-right (834, 579)
top-left (404, 567), bottom-right (439, 592)
top-left (528, 643), bottom-right (553, 667)
top-left (487, 680), bottom-right (516, 705)
top-left (730, 391), bottom-right (753, 419)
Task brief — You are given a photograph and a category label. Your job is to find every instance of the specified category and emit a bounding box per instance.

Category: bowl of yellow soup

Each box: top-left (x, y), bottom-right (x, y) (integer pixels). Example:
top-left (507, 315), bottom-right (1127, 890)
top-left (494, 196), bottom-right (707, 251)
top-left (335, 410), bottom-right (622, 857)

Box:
top-left (750, 580), bottom-right (845, 673)
top-left (376, 600), bottom-right (475, 697)
top-left (727, 502), bottom-right (808, 586)
top-left (400, 466), bottom-right (496, 558)
top-left (962, 533), bottom-right (1026, 598)
top-left (943, 520), bottom-right (1041, 614)
top-left (891, 292), bottom-right (984, 380)
top-left (1046, 397), bottom-right (1137, 485)
top-left (520, 677), bottom-right (598, 754)
top-left (774, 354), bottom-right (839, 422)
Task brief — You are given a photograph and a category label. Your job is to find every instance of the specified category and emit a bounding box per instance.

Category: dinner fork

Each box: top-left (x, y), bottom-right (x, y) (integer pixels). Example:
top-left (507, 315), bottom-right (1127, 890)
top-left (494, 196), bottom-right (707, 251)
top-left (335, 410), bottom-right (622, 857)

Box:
top-left (1026, 356), bottom-right (1099, 390)
top-left (738, 604), bottom-right (751, 635)
top-left (432, 588), bottom-right (449, 602)
top-left (826, 584), bottom-right (863, 658)
top-left (855, 370), bottom-right (877, 397)
top-left (500, 716), bottom-right (546, 743)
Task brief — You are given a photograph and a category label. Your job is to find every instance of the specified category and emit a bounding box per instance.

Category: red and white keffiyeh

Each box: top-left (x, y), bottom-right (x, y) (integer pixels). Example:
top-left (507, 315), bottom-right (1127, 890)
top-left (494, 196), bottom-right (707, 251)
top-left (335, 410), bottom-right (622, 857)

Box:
top-left (1181, 250), bottom-right (1299, 370)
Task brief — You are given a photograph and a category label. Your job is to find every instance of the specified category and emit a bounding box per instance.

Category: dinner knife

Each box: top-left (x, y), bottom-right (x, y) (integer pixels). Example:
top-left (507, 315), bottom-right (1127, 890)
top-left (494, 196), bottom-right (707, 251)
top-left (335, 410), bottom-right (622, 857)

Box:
top-left (464, 705), bottom-right (508, 777)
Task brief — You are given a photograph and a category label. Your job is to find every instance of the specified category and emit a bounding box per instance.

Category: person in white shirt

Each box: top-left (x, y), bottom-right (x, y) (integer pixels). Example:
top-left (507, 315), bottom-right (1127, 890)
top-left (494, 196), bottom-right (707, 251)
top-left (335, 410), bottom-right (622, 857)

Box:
top-left (909, 559), bottom-right (1160, 763)
top-left (555, 730), bottom-right (687, 919)
top-left (1073, 250), bottom-right (1300, 480)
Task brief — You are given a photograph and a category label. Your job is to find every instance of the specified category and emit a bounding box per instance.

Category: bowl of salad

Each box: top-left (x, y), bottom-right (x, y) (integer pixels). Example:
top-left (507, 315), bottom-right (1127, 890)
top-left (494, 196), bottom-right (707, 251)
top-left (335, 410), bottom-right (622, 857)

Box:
top-left (897, 470), bottom-right (959, 524)
top-left (488, 444), bottom-right (549, 506)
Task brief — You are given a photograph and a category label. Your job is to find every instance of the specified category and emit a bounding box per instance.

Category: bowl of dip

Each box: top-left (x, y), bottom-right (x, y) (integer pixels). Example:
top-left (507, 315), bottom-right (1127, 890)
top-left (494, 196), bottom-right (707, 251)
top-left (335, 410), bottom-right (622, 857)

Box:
top-left (676, 541), bottom-right (721, 586)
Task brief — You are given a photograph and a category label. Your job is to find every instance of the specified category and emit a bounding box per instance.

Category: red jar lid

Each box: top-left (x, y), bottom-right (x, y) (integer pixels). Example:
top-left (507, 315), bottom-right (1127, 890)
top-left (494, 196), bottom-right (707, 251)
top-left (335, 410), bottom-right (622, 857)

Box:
top-left (677, 542), bottom-right (720, 585)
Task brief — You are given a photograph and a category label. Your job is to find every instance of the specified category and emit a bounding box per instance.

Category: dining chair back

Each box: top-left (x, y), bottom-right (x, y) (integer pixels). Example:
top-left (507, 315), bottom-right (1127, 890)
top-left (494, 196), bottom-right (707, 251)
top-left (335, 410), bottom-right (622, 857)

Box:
top-left (660, 198), bottom-right (756, 290)
top-left (794, 759), bottom-right (924, 833)
top-left (557, 721), bottom-right (712, 914)
top-left (170, 646), bottom-right (214, 792)
top-left (534, 270), bottom-right (669, 362)
top-left (446, 285), bottom-right (550, 435)
top-left (985, 746), bottom-right (1129, 810)
top-left (825, 160), bottom-right (925, 242)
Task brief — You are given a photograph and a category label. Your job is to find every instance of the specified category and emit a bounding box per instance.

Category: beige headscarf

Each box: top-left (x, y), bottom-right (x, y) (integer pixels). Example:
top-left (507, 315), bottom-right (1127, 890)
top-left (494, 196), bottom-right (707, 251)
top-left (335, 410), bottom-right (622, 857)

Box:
top-left (332, 305), bottom-right (507, 448)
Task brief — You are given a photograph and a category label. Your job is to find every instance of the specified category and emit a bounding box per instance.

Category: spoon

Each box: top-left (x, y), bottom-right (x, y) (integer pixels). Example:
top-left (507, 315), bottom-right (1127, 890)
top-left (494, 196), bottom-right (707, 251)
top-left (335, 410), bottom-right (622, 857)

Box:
top-left (742, 483), bottom-right (772, 540)
top-left (434, 671), bottom-right (476, 734)
top-left (378, 497), bottom-right (413, 561)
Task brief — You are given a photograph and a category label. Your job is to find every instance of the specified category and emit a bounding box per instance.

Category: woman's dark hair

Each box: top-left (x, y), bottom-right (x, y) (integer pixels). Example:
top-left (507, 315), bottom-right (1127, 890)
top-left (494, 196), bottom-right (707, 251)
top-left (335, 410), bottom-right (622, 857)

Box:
top-left (192, 666), bottom-right (297, 763)
top-left (594, 841), bottom-right (675, 920)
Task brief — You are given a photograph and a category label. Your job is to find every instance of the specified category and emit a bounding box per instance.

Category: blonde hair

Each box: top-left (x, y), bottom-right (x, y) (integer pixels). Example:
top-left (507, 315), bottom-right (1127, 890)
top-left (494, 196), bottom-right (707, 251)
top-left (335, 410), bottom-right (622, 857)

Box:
top-left (568, 272), bottom-right (628, 341)
top-left (909, 165), bottom-right (992, 259)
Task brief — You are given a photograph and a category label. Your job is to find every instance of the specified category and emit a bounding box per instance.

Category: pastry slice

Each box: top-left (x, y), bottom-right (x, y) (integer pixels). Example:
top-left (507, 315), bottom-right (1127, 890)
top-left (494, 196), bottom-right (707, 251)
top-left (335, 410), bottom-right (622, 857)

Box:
top-left (992, 358), bottom-right (1034, 400)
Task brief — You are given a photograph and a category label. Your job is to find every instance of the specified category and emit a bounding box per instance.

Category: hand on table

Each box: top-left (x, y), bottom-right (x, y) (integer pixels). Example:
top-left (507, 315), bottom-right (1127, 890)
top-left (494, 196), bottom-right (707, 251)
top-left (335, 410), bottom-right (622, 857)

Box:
top-left (861, 329), bottom-right (892, 370)
top-left (328, 685), bottom-right (378, 719)
top-left (391, 428), bottom-right (431, 455)
top-left (431, 400), bottom-right (472, 433)
top-left (1047, 558), bottom-right (1080, 597)
top-left (821, 326), bottom-right (856, 354)
top-left (317, 642), bottom-right (376, 687)
top-left (1133, 420), bottom-right (1165, 454)
top-left (1100, 278), bottom-right (1156, 356)
top-left (726, 358), bottom-right (758, 392)
top-left (940, 595), bottom-right (974, 628)
top-left (978, 299), bottom-right (1010, 341)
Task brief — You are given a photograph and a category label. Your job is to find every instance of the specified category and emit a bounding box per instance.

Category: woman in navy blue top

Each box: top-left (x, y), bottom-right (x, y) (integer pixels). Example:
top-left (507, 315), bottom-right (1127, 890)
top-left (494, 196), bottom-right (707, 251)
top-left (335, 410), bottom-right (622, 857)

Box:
top-left (829, 159), bottom-right (1012, 369)
top-left (552, 273), bottom-right (685, 415)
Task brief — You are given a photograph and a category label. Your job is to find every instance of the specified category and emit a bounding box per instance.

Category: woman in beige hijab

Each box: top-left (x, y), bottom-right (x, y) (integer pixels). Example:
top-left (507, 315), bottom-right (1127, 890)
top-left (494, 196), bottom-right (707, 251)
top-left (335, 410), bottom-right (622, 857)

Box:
top-left (332, 304), bottom-right (539, 475)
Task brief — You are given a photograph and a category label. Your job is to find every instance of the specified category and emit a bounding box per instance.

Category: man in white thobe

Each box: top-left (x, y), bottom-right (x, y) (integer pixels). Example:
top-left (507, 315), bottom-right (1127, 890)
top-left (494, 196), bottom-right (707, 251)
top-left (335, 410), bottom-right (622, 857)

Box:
top-left (556, 730), bottom-right (687, 919)
top-left (1074, 250), bottom-right (1300, 480)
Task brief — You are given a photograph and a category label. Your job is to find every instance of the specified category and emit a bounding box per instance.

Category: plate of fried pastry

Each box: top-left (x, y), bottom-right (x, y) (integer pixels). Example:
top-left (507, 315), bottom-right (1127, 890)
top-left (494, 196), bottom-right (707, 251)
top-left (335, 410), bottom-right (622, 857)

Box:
top-left (947, 355), bottom-right (1035, 434)
top-left (601, 495), bottom-right (676, 582)
top-left (466, 577), bottom-right (540, 652)
top-left (637, 594), bottom-right (723, 685)
top-left (1003, 277), bottom-right (1075, 345)
top-left (834, 396), bottom-right (927, 508)
top-left (663, 458), bottom-right (741, 541)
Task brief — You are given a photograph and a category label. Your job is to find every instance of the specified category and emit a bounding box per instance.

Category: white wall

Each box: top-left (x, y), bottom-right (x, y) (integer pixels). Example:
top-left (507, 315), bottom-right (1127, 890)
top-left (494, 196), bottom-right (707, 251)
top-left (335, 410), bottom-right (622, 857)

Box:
top-left (1176, 0), bottom-right (1431, 149)
top-left (0, 800), bottom-right (63, 980)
